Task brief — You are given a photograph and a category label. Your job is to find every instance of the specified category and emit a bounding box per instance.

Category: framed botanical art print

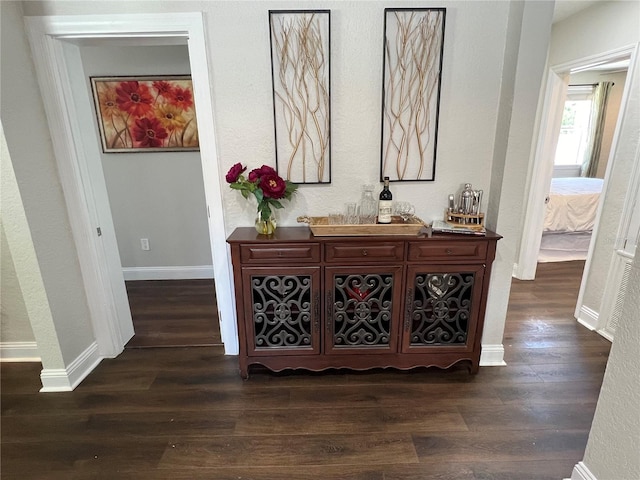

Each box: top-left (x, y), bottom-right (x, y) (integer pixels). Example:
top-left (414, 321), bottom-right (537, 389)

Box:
top-left (380, 8), bottom-right (446, 181)
top-left (91, 75), bottom-right (199, 153)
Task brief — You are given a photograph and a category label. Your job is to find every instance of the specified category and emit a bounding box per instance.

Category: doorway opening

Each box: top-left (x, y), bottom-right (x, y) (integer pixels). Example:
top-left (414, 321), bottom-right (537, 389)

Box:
top-left (25, 13), bottom-right (239, 389)
top-left (537, 60), bottom-right (629, 264)
top-left (516, 45), bottom-right (636, 347)
top-left (75, 41), bottom-right (221, 349)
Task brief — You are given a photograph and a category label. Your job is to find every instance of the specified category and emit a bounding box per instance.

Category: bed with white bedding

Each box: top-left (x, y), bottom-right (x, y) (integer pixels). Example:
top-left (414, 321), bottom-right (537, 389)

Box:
top-left (538, 177), bottom-right (604, 262)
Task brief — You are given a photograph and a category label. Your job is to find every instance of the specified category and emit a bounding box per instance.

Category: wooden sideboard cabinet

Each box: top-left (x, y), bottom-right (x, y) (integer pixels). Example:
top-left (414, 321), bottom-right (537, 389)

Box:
top-left (227, 227), bottom-right (501, 378)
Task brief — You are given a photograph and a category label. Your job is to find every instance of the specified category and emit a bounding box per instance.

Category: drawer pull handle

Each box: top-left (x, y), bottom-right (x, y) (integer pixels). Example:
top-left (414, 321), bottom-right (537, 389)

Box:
top-left (446, 249), bottom-right (453, 255)
top-left (362, 249), bottom-right (368, 256)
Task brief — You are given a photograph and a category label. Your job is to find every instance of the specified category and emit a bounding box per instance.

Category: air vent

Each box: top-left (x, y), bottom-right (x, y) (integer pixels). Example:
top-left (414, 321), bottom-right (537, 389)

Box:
top-left (607, 261), bottom-right (632, 334)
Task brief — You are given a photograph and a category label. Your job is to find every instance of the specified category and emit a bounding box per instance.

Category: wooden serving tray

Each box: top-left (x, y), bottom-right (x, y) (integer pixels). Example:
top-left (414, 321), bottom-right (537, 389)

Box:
top-left (297, 215), bottom-right (426, 236)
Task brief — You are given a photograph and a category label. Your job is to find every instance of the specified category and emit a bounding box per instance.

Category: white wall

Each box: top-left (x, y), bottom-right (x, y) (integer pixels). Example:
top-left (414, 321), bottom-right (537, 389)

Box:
top-left (20, 0), bottom-right (513, 229)
top-left (550, 1), bottom-right (640, 322)
top-left (208, 1), bottom-right (511, 231)
top-left (0, 227), bottom-right (35, 343)
top-left (80, 45), bottom-right (212, 272)
top-left (483, 0), bottom-right (555, 360)
top-left (574, 253), bottom-right (640, 479)
top-left (0, 1), bottom-right (95, 371)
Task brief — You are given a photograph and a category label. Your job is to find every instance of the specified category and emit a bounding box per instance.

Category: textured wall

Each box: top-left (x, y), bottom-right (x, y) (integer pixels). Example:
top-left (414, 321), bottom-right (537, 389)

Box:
top-left (1, 208), bottom-right (35, 343)
top-left (1, 1), bottom-right (94, 367)
top-left (206, 1), bottom-right (508, 232)
top-left (582, 253), bottom-right (640, 479)
top-left (19, 0), bottom-right (513, 229)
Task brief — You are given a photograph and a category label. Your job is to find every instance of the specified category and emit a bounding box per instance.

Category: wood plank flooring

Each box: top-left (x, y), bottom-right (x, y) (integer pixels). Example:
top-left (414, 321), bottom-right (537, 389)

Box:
top-left (124, 279), bottom-right (222, 348)
top-left (1, 261), bottom-right (612, 479)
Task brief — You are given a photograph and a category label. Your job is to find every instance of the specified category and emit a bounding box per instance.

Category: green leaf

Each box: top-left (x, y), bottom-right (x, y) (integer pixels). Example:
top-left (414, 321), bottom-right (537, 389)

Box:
top-left (270, 200), bottom-right (284, 209)
top-left (285, 182), bottom-right (298, 196)
top-left (260, 203), bottom-right (272, 220)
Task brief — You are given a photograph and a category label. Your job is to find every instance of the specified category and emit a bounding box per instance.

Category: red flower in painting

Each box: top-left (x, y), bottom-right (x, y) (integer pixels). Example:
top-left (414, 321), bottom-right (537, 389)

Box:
top-left (132, 117), bottom-right (168, 148)
top-left (97, 87), bottom-right (120, 118)
top-left (170, 86), bottom-right (194, 110)
top-left (260, 174), bottom-right (287, 199)
top-left (115, 81), bottom-right (153, 117)
top-left (152, 80), bottom-right (174, 98)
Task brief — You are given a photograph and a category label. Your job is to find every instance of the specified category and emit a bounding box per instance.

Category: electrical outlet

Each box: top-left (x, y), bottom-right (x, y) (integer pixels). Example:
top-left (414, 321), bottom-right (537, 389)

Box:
top-left (140, 238), bottom-right (150, 251)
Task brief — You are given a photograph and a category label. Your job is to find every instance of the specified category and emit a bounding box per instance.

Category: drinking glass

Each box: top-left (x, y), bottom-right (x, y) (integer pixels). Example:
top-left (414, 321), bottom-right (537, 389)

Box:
top-left (394, 202), bottom-right (415, 222)
top-left (328, 212), bottom-right (343, 225)
top-left (344, 202), bottom-right (358, 224)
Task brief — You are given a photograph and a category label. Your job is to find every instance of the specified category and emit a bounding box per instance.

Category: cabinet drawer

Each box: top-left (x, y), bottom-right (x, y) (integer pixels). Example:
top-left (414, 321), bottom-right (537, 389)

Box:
top-left (325, 243), bottom-right (404, 263)
top-left (408, 241), bottom-right (487, 261)
top-left (240, 243), bottom-right (320, 264)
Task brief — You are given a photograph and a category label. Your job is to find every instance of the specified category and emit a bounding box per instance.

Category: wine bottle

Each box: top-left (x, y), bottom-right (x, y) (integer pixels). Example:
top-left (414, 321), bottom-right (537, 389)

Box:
top-left (378, 177), bottom-right (393, 224)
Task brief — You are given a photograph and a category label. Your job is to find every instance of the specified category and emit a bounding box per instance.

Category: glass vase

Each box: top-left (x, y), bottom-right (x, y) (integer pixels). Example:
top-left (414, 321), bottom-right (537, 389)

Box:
top-left (255, 214), bottom-right (277, 235)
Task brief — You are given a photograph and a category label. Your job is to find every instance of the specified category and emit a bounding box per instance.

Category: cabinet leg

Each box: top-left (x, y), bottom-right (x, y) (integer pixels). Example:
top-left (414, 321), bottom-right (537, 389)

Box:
top-left (469, 362), bottom-right (479, 374)
top-left (239, 357), bottom-right (249, 379)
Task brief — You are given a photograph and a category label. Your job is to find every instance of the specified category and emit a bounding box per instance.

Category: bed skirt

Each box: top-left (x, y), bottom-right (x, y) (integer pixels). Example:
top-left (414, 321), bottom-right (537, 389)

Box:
top-left (538, 231), bottom-right (592, 263)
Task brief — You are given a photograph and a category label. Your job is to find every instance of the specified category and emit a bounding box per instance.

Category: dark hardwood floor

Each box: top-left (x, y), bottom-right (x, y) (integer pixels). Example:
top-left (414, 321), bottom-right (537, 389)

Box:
top-left (124, 279), bottom-right (222, 348)
top-left (1, 261), bottom-right (611, 479)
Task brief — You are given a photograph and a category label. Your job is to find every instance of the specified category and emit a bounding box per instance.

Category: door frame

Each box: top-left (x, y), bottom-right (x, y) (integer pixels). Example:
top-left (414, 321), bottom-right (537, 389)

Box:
top-left (515, 44), bottom-right (638, 335)
top-left (25, 12), bottom-right (239, 359)
top-left (515, 45), bottom-right (636, 280)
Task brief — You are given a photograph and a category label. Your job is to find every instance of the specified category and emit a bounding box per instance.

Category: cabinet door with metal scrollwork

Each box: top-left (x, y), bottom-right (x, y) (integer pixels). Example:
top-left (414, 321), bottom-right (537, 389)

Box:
top-left (402, 264), bottom-right (485, 352)
top-left (242, 267), bottom-right (321, 356)
top-left (325, 266), bottom-right (404, 354)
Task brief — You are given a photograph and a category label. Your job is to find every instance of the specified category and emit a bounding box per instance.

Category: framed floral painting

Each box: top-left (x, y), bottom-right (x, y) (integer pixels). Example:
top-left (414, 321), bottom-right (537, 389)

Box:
top-left (90, 75), bottom-right (199, 153)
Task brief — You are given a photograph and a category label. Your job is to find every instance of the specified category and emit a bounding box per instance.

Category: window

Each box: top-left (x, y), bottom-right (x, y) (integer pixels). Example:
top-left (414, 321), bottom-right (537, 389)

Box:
top-left (554, 85), bottom-right (595, 166)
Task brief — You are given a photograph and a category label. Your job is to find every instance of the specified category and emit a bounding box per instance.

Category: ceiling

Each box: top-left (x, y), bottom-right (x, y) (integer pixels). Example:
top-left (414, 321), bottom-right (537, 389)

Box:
top-left (553, 1), bottom-right (629, 74)
top-left (553, 0), bottom-right (601, 23)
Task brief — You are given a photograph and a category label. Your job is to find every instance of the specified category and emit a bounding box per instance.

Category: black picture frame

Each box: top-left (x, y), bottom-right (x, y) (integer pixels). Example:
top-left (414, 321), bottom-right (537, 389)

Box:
top-left (380, 8), bottom-right (446, 181)
top-left (269, 10), bottom-right (331, 184)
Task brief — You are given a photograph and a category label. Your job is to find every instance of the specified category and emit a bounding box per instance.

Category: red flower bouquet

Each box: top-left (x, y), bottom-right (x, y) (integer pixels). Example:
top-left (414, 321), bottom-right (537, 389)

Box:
top-left (226, 163), bottom-right (298, 234)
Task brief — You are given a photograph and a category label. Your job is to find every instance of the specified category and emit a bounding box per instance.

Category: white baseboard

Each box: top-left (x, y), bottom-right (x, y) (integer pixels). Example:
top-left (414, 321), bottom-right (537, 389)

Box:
top-left (597, 327), bottom-right (614, 342)
top-left (512, 262), bottom-right (536, 281)
top-left (122, 265), bottom-right (214, 281)
top-left (479, 344), bottom-right (506, 366)
top-left (577, 306), bottom-right (599, 331)
top-left (0, 341), bottom-right (41, 362)
top-left (40, 341), bottom-right (101, 392)
top-left (570, 461), bottom-right (598, 480)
